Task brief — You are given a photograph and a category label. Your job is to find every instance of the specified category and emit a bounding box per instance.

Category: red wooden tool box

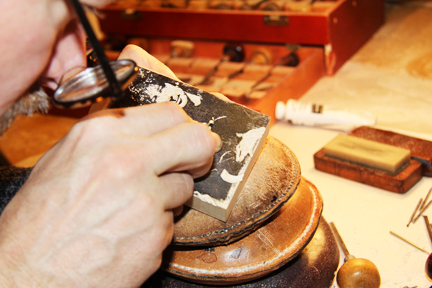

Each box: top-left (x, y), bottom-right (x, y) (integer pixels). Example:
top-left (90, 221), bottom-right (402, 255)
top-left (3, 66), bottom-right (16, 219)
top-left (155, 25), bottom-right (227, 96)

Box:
top-left (94, 0), bottom-right (384, 122)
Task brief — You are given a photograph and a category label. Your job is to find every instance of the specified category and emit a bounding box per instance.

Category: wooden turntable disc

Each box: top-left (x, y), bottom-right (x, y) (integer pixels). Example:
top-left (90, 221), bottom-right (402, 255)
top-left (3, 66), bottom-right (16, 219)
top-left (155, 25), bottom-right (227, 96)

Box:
top-left (142, 217), bottom-right (338, 288)
top-left (162, 177), bottom-right (323, 285)
top-left (173, 136), bottom-right (301, 246)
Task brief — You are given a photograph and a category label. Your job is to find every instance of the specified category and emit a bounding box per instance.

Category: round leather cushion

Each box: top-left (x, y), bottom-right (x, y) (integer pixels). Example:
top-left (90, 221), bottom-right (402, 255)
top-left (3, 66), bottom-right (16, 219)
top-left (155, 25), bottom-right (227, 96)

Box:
top-left (163, 177), bottom-right (323, 285)
top-left (142, 217), bottom-right (339, 288)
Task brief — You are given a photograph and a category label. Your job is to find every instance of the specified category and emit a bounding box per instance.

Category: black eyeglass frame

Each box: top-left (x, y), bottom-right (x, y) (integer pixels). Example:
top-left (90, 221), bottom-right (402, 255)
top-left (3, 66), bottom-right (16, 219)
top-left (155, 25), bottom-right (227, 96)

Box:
top-left (52, 0), bottom-right (138, 109)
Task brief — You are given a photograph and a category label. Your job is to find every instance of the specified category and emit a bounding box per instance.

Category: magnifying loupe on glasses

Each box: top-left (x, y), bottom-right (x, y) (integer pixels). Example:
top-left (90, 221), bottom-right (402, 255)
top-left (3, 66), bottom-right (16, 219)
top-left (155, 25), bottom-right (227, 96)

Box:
top-left (52, 59), bottom-right (139, 109)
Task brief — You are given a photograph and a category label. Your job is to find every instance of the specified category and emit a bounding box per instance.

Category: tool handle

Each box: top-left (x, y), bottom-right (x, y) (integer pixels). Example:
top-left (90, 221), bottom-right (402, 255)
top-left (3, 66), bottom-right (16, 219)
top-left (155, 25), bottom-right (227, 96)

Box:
top-left (330, 222), bottom-right (351, 258)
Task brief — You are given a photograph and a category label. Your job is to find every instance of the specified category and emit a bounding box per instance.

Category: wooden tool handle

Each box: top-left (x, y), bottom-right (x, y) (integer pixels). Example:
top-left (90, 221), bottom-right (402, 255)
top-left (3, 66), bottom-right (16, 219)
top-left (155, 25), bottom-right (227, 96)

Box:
top-left (329, 222), bottom-right (352, 260)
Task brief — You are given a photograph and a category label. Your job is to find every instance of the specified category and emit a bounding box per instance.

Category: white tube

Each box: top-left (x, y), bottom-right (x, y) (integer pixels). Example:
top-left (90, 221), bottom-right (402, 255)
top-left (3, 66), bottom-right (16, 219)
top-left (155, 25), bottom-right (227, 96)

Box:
top-left (275, 99), bottom-right (376, 131)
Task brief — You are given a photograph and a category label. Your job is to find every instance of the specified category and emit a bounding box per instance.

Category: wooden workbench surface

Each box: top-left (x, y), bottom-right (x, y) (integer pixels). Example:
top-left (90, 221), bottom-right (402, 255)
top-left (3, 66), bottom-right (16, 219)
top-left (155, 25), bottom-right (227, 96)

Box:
top-left (300, 2), bottom-right (432, 135)
top-left (271, 2), bottom-right (432, 287)
top-left (0, 114), bottom-right (77, 166)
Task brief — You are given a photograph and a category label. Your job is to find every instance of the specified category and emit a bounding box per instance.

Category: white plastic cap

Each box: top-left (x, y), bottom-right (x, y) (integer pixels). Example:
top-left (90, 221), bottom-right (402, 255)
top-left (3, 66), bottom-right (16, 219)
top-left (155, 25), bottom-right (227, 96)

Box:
top-left (275, 101), bottom-right (287, 120)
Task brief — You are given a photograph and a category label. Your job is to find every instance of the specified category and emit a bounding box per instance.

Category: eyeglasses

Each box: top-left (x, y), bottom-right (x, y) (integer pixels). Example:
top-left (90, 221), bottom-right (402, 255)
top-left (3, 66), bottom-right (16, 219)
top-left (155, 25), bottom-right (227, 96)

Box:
top-left (53, 0), bottom-right (139, 109)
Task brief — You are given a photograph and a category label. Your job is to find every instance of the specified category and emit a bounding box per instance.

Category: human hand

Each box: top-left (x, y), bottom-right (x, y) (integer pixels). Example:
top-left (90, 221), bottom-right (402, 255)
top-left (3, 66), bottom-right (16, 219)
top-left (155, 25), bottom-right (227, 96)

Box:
top-left (119, 44), bottom-right (179, 80)
top-left (0, 46), bottom-right (221, 287)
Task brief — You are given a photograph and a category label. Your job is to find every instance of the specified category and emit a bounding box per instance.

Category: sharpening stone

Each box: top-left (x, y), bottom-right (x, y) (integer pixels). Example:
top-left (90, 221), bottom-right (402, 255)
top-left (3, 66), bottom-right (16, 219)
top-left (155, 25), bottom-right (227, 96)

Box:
top-left (324, 134), bottom-right (411, 175)
top-left (314, 134), bottom-right (423, 193)
top-left (350, 126), bottom-right (432, 177)
top-left (109, 67), bottom-right (270, 221)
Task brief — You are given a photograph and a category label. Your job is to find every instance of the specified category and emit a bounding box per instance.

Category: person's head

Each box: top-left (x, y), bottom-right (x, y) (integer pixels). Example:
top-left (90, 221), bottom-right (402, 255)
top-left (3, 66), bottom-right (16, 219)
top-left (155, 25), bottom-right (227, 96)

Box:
top-left (0, 0), bottom-right (114, 133)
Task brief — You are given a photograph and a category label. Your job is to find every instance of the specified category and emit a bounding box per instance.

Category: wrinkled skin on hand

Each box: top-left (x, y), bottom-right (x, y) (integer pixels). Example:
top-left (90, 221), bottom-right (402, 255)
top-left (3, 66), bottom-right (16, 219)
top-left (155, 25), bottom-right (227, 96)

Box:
top-left (0, 45), bottom-right (221, 287)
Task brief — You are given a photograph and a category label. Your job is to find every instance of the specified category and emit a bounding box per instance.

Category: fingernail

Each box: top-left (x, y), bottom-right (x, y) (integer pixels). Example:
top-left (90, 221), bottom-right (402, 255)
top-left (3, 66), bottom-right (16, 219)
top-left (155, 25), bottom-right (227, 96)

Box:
top-left (213, 133), bottom-right (222, 152)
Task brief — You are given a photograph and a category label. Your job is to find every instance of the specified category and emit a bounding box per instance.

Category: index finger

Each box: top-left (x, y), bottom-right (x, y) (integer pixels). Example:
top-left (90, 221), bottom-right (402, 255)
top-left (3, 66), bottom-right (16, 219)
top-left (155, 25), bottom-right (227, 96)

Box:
top-left (85, 102), bottom-right (194, 138)
top-left (117, 44), bottom-right (180, 81)
top-left (144, 121), bottom-right (219, 178)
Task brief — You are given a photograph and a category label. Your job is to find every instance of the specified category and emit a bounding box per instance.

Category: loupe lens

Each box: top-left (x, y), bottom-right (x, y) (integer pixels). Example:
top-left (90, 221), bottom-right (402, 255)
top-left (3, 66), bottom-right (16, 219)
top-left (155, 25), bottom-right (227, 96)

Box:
top-left (53, 59), bottom-right (138, 108)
